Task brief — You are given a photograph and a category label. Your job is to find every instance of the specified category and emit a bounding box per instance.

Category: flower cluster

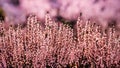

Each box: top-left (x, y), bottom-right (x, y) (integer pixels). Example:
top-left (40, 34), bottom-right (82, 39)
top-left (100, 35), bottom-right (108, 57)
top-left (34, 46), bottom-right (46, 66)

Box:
top-left (0, 14), bottom-right (120, 68)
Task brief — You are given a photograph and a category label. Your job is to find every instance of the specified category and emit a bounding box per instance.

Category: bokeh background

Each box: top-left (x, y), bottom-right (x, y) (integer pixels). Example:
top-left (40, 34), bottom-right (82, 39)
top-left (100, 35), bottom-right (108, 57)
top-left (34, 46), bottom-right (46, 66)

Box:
top-left (0, 0), bottom-right (120, 28)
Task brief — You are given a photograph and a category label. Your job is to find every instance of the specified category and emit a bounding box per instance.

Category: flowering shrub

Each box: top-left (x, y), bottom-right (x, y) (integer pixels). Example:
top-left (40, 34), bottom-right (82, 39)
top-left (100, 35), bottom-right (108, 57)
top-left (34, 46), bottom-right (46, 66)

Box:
top-left (0, 14), bottom-right (120, 68)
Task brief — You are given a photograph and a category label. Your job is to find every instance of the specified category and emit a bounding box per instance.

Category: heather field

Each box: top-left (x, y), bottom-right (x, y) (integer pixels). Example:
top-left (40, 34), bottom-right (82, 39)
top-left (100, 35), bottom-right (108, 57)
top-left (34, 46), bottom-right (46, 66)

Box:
top-left (0, 0), bottom-right (120, 68)
top-left (0, 14), bottom-right (120, 68)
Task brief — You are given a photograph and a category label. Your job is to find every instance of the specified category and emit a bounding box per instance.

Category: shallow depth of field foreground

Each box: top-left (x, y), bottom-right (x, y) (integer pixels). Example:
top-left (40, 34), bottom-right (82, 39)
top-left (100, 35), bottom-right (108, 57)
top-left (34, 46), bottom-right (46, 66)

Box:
top-left (0, 14), bottom-right (120, 68)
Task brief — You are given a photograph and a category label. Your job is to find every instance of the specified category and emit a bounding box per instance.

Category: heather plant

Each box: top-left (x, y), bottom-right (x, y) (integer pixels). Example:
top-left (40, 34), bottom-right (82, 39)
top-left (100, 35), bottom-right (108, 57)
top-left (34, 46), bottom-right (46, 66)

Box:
top-left (0, 14), bottom-right (120, 68)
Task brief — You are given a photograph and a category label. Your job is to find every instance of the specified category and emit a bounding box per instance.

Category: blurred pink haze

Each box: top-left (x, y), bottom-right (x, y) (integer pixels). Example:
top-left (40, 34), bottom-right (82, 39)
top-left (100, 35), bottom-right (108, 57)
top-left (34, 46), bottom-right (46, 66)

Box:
top-left (0, 0), bottom-right (120, 27)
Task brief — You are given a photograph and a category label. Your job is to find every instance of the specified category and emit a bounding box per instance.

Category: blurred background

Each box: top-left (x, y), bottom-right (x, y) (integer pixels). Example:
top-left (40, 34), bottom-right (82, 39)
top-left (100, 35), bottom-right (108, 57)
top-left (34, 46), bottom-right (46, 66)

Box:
top-left (0, 0), bottom-right (120, 29)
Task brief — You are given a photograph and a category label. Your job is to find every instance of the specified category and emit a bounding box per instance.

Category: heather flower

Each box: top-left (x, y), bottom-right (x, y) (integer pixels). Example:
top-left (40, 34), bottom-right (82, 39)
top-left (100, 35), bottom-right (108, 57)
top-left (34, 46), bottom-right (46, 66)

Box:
top-left (0, 14), bottom-right (120, 68)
